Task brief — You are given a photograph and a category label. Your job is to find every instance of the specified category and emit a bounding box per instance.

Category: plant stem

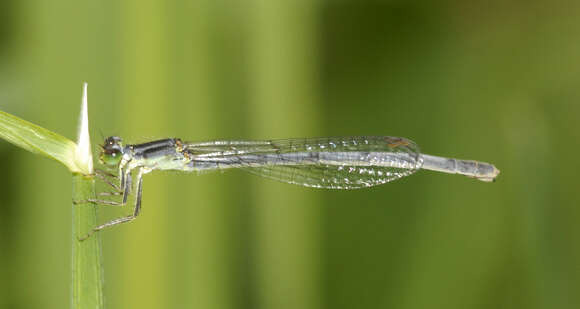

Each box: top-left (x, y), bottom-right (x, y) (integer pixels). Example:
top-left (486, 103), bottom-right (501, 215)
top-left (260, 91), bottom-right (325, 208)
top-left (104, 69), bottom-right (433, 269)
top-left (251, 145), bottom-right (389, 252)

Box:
top-left (72, 173), bottom-right (104, 309)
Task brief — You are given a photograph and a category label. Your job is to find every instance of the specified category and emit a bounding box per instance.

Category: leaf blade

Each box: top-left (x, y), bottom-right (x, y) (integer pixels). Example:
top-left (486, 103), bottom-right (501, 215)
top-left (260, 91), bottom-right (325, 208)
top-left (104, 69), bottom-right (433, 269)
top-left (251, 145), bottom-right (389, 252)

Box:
top-left (0, 109), bottom-right (81, 172)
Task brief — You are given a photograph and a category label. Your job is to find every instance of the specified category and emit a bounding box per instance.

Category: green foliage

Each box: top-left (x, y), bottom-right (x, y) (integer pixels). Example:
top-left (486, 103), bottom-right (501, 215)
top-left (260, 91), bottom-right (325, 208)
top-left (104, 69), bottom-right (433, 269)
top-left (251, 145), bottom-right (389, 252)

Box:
top-left (0, 108), bottom-right (103, 309)
top-left (0, 110), bottom-right (81, 173)
top-left (72, 175), bottom-right (104, 309)
top-left (2, 2), bottom-right (580, 309)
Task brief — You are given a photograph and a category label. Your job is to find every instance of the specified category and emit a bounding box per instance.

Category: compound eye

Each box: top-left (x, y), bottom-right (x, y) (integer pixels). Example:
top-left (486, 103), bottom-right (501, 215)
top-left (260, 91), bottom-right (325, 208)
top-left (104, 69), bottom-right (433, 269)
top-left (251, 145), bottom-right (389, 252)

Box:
top-left (104, 136), bottom-right (122, 147)
top-left (101, 149), bottom-right (122, 166)
top-left (100, 136), bottom-right (123, 166)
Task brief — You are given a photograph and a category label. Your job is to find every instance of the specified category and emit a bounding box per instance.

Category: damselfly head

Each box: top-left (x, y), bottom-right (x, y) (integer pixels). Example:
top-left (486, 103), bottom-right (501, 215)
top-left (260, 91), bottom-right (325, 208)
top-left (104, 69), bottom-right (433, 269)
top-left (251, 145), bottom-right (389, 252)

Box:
top-left (100, 136), bottom-right (124, 166)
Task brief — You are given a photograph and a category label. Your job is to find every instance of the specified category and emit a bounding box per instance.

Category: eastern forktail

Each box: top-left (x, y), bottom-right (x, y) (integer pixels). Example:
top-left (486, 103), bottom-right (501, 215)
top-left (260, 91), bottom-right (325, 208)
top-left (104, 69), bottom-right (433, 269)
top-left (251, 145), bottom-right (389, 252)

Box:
top-left (80, 136), bottom-right (499, 240)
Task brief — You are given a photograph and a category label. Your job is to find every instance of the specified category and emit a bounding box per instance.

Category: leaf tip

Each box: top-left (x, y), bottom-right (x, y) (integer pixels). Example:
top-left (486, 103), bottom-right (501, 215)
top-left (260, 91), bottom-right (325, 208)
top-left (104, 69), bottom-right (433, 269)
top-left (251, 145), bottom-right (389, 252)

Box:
top-left (75, 82), bottom-right (93, 174)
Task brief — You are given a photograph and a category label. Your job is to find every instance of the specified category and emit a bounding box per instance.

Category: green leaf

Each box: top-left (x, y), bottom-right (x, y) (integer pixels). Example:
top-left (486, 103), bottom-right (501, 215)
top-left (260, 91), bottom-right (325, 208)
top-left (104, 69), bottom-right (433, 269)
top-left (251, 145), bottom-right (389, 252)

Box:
top-left (0, 109), bottom-right (82, 173)
top-left (2, 85), bottom-right (102, 309)
top-left (72, 174), bottom-right (104, 309)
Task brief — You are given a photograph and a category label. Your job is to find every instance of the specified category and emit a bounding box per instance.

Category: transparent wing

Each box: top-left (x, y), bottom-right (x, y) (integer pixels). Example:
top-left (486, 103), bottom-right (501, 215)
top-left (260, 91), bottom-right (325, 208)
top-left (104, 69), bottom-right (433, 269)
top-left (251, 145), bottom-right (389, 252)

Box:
top-left (243, 164), bottom-right (416, 189)
top-left (185, 136), bottom-right (422, 189)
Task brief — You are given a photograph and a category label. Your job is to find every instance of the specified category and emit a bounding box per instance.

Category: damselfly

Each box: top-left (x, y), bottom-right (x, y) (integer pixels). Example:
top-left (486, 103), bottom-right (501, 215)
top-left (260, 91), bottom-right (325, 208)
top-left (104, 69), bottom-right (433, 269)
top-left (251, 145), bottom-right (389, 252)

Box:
top-left (80, 136), bottom-right (500, 240)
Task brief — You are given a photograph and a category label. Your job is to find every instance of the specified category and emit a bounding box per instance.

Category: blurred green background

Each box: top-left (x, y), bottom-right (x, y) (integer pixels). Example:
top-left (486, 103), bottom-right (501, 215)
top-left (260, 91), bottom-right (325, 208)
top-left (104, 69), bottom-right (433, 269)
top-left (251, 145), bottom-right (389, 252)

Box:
top-left (1, 0), bottom-right (580, 308)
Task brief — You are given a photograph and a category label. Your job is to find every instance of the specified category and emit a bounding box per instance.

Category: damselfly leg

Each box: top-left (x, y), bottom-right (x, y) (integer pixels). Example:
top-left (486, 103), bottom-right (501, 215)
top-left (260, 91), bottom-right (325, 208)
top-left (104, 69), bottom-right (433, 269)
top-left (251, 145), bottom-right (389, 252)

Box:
top-left (73, 169), bottom-right (125, 205)
top-left (77, 169), bottom-right (145, 241)
top-left (94, 169), bottom-right (123, 196)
